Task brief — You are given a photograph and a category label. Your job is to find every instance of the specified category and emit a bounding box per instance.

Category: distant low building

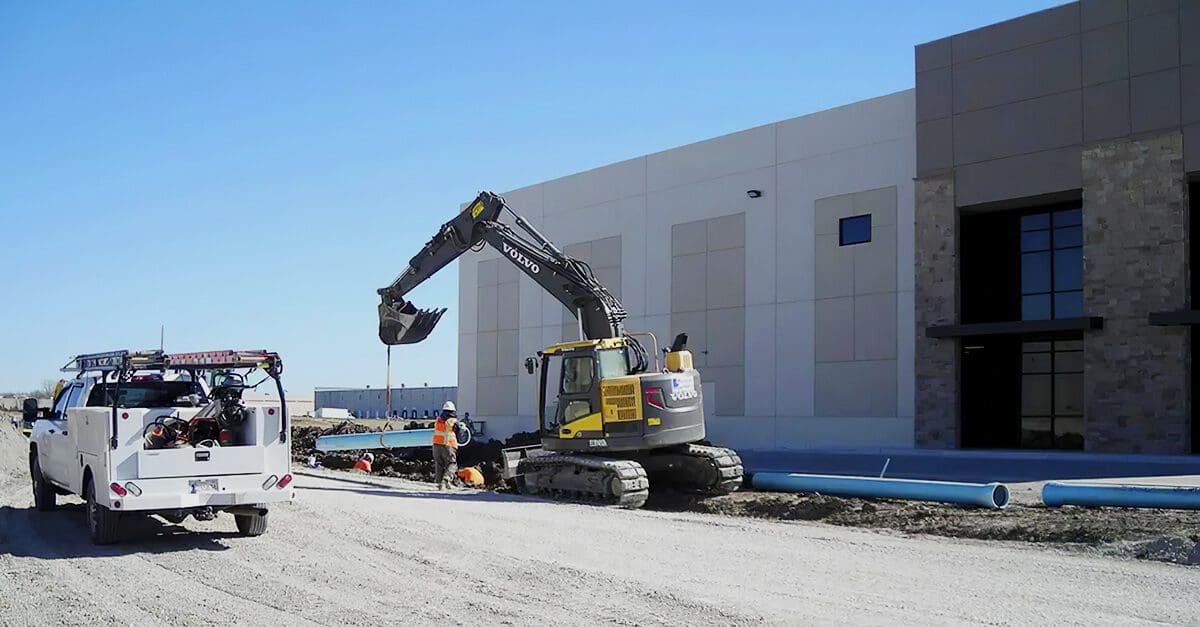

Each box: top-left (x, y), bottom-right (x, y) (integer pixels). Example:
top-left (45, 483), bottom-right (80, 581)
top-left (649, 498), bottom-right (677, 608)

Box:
top-left (314, 386), bottom-right (457, 420)
top-left (243, 394), bottom-right (313, 418)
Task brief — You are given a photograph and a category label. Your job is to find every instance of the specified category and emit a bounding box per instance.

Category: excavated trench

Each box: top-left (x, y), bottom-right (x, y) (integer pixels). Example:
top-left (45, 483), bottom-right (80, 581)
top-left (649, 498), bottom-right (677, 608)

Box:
top-left (288, 424), bottom-right (1200, 565)
top-left (291, 423), bottom-right (538, 487)
top-left (645, 489), bottom-right (1200, 564)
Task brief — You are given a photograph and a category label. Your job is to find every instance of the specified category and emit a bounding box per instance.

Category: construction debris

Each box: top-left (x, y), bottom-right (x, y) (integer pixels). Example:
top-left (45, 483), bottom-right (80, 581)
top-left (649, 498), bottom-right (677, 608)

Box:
top-left (647, 489), bottom-right (1200, 564)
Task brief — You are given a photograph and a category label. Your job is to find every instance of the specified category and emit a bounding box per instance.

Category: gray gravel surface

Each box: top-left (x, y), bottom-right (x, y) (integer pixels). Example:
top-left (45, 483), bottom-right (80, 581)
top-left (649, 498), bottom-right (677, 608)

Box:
top-left (1, 463), bottom-right (1197, 625)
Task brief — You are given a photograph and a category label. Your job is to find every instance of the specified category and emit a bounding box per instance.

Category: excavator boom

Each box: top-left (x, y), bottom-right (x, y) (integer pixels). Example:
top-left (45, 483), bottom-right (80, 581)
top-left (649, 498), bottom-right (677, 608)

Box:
top-left (377, 191), bottom-right (626, 345)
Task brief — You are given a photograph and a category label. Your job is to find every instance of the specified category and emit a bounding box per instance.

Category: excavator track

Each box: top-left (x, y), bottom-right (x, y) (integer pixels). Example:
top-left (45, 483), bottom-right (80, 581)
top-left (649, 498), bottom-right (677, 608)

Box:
top-left (642, 444), bottom-right (744, 495)
top-left (518, 454), bottom-right (649, 509)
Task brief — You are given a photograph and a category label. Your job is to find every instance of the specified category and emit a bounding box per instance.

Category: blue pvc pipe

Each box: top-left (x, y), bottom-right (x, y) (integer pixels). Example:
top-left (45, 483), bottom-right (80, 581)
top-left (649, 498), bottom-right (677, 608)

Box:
top-left (316, 428), bottom-right (476, 452)
top-left (1042, 482), bottom-right (1200, 510)
top-left (752, 472), bottom-right (1010, 509)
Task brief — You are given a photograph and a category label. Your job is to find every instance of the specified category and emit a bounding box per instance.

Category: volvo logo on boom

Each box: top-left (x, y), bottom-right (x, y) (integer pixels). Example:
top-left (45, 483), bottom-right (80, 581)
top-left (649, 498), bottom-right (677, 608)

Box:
top-left (502, 242), bottom-right (540, 274)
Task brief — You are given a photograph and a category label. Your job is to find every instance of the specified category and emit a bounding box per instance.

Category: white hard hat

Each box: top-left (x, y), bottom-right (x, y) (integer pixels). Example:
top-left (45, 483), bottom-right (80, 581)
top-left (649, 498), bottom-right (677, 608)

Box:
top-left (364, 453), bottom-right (374, 461)
top-left (443, 401), bottom-right (456, 412)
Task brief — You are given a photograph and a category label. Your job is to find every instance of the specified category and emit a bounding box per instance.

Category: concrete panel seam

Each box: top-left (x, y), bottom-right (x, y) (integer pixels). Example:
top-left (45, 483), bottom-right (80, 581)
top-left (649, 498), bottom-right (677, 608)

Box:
top-left (775, 136), bottom-right (914, 169)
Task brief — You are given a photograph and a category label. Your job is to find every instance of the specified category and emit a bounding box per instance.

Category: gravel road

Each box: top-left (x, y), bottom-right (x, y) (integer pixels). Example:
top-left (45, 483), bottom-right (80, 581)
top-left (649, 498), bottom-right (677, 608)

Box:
top-left (1, 466), bottom-right (1197, 625)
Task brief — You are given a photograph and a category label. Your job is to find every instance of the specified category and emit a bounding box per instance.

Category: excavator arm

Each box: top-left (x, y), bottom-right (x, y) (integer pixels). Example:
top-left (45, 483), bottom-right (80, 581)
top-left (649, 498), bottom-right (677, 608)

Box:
top-left (377, 191), bottom-right (628, 345)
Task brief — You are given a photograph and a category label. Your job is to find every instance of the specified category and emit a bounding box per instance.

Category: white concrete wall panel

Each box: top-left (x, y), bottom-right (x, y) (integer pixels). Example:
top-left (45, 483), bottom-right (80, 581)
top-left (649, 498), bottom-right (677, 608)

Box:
top-left (744, 304), bottom-right (778, 417)
top-left (458, 90), bottom-right (916, 448)
top-left (646, 125), bottom-right (775, 192)
top-left (542, 157), bottom-right (646, 214)
top-left (777, 92), bottom-right (916, 163)
top-left (775, 300), bottom-right (815, 417)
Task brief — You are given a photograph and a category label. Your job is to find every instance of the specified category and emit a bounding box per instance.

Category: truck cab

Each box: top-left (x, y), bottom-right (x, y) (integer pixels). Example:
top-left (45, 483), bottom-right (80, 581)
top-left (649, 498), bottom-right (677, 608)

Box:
top-left (29, 349), bottom-right (295, 545)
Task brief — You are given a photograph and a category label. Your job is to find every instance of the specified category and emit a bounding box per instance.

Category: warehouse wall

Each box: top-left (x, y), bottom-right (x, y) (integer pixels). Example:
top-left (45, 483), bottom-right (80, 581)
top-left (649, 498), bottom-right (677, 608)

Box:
top-left (914, 0), bottom-right (1199, 453)
top-left (458, 90), bottom-right (917, 451)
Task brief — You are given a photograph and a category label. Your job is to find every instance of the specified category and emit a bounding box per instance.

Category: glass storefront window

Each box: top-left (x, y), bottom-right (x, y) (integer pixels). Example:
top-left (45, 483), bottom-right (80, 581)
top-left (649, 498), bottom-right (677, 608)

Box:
top-left (1020, 207), bottom-right (1083, 321)
top-left (1020, 338), bottom-right (1085, 450)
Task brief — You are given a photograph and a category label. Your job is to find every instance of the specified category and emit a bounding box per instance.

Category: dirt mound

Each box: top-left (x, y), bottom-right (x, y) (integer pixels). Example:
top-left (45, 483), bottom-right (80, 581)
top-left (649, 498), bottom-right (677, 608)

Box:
top-left (0, 427), bottom-right (28, 487)
top-left (647, 487), bottom-right (1200, 565)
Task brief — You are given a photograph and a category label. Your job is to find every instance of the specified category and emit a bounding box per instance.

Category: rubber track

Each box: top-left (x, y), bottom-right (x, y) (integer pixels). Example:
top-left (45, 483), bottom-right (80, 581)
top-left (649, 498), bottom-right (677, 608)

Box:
top-left (518, 455), bottom-right (650, 509)
top-left (680, 444), bottom-right (744, 494)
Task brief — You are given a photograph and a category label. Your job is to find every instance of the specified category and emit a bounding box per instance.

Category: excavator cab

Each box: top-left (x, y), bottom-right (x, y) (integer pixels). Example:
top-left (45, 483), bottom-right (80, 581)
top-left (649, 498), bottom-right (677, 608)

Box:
top-left (534, 337), bottom-right (708, 454)
top-left (537, 338), bottom-right (633, 445)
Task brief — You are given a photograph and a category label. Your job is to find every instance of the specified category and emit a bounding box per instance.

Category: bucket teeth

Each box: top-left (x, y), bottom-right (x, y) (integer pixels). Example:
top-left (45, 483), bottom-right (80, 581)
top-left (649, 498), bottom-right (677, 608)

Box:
top-left (378, 301), bottom-right (446, 345)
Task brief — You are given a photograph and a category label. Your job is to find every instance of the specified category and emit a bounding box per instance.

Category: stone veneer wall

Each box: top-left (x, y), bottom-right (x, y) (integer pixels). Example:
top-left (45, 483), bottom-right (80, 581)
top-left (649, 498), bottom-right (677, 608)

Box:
top-left (1082, 132), bottom-right (1190, 454)
top-left (914, 174), bottom-right (959, 448)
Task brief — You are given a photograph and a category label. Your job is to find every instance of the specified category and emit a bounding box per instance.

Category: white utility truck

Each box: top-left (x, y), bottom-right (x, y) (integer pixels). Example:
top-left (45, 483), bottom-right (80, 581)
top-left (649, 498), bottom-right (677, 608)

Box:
top-left (28, 349), bottom-right (295, 544)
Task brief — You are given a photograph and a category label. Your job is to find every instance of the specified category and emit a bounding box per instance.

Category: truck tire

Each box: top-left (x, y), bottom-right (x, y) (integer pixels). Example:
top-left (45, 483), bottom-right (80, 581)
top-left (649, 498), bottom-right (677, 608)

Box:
top-left (84, 480), bottom-right (120, 545)
top-left (31, 455), bottom-right (56, 512)
top-left (235, 506), bottom-right (268, 537)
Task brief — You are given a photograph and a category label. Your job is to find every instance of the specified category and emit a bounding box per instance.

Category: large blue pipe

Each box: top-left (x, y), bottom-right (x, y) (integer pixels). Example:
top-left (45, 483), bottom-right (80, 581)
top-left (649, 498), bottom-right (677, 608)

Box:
top-left (1042, 482), bottom-right (1200, 510)
top-left (752, 472), bottom-right (1010, 509)
top-left (315, 428), bottom-right (475, 452)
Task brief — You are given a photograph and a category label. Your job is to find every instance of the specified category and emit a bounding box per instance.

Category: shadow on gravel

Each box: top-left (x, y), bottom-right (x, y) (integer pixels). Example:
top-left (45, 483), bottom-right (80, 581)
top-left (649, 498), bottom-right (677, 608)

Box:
top-left (298, 484), bottom-right (531, 504)
top-left (0, 504), bottom-right (234, 559)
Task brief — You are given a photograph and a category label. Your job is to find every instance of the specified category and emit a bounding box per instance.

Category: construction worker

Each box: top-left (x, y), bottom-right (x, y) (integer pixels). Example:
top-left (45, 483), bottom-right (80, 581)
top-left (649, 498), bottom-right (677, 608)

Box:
top-left (432, 400), bottom-right (459, 490)
top-left (353, 452), bottom-right (374, 473)
top-left (456, 465), bottom-right (485, 488)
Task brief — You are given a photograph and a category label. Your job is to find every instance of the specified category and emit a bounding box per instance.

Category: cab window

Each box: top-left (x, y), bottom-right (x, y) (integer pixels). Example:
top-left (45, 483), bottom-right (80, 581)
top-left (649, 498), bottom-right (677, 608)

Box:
top-left (51, 385), bottom-right (73, 419)
top-left (65, 384), bottom-right (84, 409)
top-left (596, 349), bottom-right (630, 380)
top-left (541, 356), bottom-right (564, 431)
top-left (561, 356), bottom-right (595, 394)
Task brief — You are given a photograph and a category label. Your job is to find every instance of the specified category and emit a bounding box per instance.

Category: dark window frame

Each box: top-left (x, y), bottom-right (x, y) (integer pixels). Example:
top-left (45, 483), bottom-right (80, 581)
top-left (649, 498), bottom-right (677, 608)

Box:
top-left (838, 214), bottom-right (872, 246)
top-left (1019, 336), bottom-right (1084, 450)
top-left (1019, 206), bottom-right (1082, 321)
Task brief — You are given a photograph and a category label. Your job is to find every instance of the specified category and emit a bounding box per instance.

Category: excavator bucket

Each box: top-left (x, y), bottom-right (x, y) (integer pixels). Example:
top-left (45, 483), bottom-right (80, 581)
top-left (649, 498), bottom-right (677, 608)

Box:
top-left (378, 300), bottom-right (446, 345)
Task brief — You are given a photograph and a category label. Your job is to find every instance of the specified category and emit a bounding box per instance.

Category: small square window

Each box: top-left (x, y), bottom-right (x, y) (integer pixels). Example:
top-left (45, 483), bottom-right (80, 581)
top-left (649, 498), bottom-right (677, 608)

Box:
top-left (839, 214), bottom-right (871, 246)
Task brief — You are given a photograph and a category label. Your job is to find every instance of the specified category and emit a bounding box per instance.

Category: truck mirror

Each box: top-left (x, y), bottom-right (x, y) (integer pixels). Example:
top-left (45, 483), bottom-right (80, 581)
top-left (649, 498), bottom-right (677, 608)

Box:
top-left (22, 398), bottom-right (38, 422)
top-left (524, 357), bottom-right (537, 375)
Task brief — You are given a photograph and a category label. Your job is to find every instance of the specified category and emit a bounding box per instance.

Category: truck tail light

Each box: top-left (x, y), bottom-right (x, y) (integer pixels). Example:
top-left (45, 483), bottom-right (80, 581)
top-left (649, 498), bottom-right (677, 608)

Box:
top-left (109, 482), bottom-right (128, 496)
top-left (218, 429), bottom-right (234, 445)
top-left (277, 474), bottom-right (293, 489)
top-left (645, 387), bottom-right (666, 410)
top-left (124, 482), bottom-right (142, 496)
top-left (262, 475), bottom-right (278, 490)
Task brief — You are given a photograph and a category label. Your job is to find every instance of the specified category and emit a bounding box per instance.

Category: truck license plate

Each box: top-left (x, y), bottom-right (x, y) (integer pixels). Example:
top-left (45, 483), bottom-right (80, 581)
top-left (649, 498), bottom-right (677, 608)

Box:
top-left (189, 479), bottom-right (219, 493)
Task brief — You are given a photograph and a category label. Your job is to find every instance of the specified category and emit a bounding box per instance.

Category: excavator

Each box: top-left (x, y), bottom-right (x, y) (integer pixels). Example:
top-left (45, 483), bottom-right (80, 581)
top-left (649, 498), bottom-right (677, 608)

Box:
top-left (377, 191), bottom-right (742, 508)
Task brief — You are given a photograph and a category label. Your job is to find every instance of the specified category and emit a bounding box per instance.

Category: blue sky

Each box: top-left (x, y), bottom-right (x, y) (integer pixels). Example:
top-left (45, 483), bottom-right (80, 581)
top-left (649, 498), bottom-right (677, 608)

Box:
top-left (0, 1), bottom-right (1062, 396)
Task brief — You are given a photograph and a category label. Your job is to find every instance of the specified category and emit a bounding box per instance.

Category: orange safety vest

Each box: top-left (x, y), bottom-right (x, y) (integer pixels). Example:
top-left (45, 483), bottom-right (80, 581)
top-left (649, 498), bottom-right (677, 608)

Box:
top-left (353, 459), bottom-right (372, 473)
top-left (432, 417), bottom-right (458, 448)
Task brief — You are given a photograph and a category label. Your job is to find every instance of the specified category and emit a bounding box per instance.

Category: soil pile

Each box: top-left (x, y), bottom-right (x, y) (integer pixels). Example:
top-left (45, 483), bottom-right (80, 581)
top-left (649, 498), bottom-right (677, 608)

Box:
top-left (0, 426), bottom-right (28, 487)
top-left (647, 488), bottom-right (1200, 564)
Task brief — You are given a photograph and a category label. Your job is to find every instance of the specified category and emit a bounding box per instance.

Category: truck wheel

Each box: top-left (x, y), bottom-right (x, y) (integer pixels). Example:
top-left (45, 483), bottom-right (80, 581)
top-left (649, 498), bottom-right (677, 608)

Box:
top-left (84, 480), bottom-right (120, 545)
top-left (235, 506), bottom-right (268, 537)
top-left (31, 455), bottom-right (56, 512)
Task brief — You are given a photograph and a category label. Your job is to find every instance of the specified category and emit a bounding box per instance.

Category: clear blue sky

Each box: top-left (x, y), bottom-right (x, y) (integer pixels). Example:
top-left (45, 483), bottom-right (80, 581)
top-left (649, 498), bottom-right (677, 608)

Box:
top-left (0, 1), bottom-right (1061, 397)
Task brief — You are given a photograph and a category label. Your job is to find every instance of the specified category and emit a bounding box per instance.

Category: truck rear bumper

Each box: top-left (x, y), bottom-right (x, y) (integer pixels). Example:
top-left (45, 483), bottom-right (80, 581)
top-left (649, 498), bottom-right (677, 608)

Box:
top-left (103, 474), bottom-right (295, 511)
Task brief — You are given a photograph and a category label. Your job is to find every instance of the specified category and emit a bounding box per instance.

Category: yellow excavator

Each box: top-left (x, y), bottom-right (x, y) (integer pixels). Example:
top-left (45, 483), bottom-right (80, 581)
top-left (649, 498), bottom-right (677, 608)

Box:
top-left (377, 191), bottom-right (742, 508)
